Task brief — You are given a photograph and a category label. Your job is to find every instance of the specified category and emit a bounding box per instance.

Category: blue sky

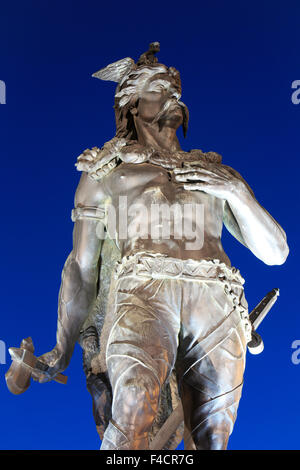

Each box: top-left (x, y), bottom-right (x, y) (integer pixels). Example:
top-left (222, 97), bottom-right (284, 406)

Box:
top-left (0, 0), bottom-right (299, 450)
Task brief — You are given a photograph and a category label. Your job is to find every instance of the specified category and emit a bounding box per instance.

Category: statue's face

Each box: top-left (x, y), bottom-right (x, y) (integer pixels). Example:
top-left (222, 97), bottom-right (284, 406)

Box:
top-left (135, 73), bottom-right (183, 129)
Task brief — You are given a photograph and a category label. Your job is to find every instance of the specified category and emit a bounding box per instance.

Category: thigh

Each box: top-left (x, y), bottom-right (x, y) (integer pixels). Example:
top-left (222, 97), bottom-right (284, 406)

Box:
top-left (106, 276), bottom-right (181, 390)
top-left (178, 280), bottom-right (248, 390)
top-left (177, 281), bottom-right (248, 448)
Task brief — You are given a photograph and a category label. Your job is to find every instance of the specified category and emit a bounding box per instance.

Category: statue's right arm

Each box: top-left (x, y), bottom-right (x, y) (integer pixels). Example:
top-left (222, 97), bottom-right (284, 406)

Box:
top-left (35, 172), bottom-right (109, 382)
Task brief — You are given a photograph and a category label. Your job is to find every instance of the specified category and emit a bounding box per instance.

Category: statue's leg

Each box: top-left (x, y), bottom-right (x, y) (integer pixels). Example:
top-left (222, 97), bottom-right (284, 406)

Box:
top-left (177, 279), bottom-right (249, 450)
top-left (101, 277), bottom-right (181, 450)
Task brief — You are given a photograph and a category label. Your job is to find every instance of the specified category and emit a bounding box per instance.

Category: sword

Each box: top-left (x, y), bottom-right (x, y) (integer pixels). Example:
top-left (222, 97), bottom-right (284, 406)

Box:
top-left (247, 288), bottom-right (280, 354)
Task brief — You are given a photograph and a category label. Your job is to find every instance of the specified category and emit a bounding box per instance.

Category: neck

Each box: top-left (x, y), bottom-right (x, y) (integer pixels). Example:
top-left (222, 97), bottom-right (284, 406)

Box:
top-left (134, 118), bottom-right (182, 152)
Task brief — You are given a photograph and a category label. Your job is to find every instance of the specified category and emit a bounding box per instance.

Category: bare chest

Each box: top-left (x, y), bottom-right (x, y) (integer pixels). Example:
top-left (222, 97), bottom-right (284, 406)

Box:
top-left (106, 162), bottom-right (223, 217)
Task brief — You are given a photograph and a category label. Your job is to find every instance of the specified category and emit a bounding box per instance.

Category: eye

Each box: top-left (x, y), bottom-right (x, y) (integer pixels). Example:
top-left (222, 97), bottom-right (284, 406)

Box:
top-left (147, 79), bottom-right (171, 93)
top-left (148, 84), bottom-right (165, 93)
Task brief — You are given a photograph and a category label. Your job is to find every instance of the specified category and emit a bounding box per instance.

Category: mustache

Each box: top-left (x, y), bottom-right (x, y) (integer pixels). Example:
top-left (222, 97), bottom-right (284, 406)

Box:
top-left (151, 98), bottom-right (184, 125)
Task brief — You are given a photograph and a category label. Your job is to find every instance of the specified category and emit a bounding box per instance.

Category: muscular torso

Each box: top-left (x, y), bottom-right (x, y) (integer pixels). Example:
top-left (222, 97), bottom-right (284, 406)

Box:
top-left (99, 161), bottom-right (231, 265)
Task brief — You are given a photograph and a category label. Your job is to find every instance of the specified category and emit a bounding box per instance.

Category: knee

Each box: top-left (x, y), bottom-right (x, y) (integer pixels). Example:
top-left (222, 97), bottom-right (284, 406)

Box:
top-left (184, 408), bottom-right (235, 450)
top-left (111, 364), bottom-right (161, 437)
top-left (117, 364), bottom-right (161, 405)
top-left (193, 428), bottom-right (230, 450)
top-left (184, 385), bottom-right (241, 450)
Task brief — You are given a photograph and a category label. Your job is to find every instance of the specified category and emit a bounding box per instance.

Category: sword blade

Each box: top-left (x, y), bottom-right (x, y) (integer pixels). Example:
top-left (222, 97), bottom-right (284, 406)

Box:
top-left (249, 288), bottom-right (279, 330)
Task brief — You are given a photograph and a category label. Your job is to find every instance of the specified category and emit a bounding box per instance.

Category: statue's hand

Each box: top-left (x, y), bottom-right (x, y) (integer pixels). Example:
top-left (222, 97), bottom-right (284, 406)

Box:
top-left (173, 164), bottom-right (248, 201)
top-left (75, 138), bottom-right (127, 180)
top-left (31, 346), bottom-right (68, 383)
top-left (76, 147), bottom-right (101, 172)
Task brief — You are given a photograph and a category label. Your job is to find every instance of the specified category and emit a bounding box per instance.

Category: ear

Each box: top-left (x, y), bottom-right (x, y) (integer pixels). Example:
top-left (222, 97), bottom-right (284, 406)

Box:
top-left (129, 107), bottom-right (138, 116)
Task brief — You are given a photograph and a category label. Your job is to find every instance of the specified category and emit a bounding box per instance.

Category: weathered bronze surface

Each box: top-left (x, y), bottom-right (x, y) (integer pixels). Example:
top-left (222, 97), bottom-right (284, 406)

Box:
top-left (7, 43), bottom-right (289, 450)
top-left (5, 338), bottom-right (67, 394)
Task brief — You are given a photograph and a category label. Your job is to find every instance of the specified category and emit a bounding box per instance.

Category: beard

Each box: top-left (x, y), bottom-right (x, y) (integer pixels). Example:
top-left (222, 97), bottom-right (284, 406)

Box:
top-left (151, 98), bottom-right (185, 128)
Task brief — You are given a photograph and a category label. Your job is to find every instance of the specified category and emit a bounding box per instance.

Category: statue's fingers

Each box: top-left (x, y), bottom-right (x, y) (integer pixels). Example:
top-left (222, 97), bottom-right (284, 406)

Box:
top-left (80, 151), bottom-right (95, 160)
top-left (81, 155), bottom-right (94, 162)
top-left (32, 365), bottom-right (58, 383)
top-left (174, 172), bottom-right (219, 183)
top-left (173, 167), bottom-right (199, 174)
top-left (76, 160), bottom-right (92, 171)
top-left (175, 167), bottom-right (225, 178)
top-left (90, 149), bottom-right (100, 158)
top-left (175, 175), bottom-right (210, 183)
top-left (77, 156), bottom-right (93, 166)
top-left (174, 170), bottom-right (205, 179)
top-left (183, 182), bottom-right (208, 191)
top-left (196, 167), bottom-right (226, 177)
top-left (31, 368), bottom-right (48, 383)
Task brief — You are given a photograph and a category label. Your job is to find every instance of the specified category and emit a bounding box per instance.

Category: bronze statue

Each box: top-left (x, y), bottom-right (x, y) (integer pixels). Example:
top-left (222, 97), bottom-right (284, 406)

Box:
top-left (6, 43), bottom-right (289, 450)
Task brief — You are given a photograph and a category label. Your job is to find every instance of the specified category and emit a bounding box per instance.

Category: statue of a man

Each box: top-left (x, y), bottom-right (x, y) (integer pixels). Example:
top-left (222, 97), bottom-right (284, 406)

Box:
top-left (31, 43), bottom-right (289, 450)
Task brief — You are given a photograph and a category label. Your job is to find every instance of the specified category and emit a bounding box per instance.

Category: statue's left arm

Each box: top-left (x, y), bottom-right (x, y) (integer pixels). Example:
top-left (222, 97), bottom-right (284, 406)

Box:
top-left (174, 164), bottom-right (289, 266)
